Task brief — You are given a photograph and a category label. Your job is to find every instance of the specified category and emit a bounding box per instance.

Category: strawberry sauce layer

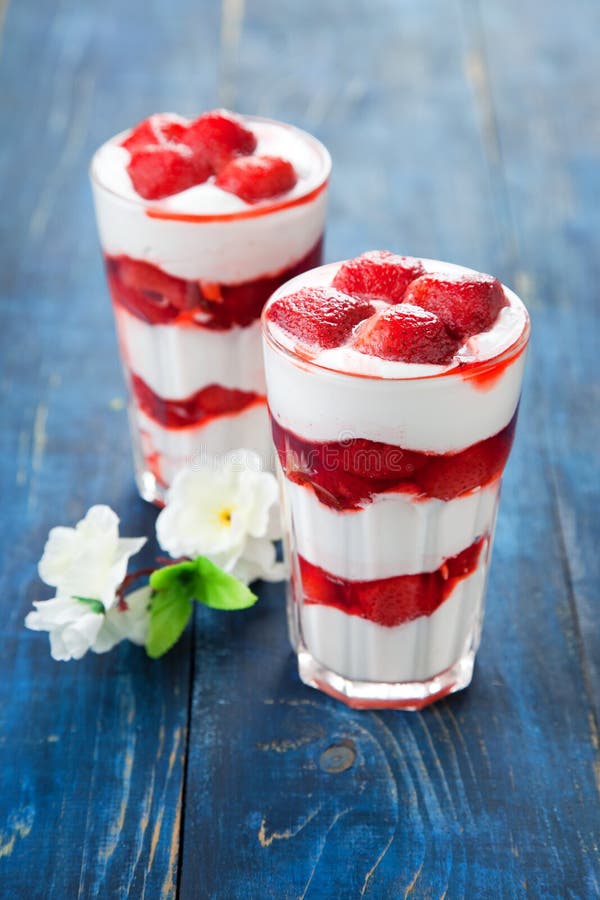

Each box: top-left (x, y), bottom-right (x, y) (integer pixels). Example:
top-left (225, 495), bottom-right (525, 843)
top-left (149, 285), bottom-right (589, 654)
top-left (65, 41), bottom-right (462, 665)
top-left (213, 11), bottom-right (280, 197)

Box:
top-left (105, 237), bottom-right (323, 330)
top-left (271, 411), bottom-right (517, 510)
top-left (299, 537), bottom-right (486, 627)
top-left (131, 373), bottom-right (264, 429)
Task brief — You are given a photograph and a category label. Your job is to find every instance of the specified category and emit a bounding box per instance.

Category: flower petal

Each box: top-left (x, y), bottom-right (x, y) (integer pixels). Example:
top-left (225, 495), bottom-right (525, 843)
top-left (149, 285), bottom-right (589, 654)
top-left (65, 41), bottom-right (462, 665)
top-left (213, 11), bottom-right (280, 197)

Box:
top-left (94, 586), bottom-right (151, 652)
top-left (26, 596), bottom-right (104, 661)
top-left (238, 470), bottom-right (279, 538)
top-left (38, 527), bottom-right (79, 587)
top-left (230, 537), bottom-right (288, 585)
top-left (156, 455), bottom-right (281, 567)
top-left (37, 505), bottom-right (145, 611)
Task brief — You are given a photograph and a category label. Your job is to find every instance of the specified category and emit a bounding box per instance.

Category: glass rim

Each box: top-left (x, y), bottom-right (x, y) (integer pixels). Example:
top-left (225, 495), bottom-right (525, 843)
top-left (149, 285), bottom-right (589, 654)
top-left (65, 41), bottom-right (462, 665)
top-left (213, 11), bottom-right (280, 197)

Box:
top-left (89, 114), bottom-right (332, 223)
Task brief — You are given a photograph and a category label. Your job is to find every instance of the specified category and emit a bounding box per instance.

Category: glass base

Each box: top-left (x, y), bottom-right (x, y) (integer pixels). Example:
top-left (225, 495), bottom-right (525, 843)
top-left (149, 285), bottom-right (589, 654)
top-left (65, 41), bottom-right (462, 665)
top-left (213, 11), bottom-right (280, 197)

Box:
top-left (296, 644), bottom-right (475, 710)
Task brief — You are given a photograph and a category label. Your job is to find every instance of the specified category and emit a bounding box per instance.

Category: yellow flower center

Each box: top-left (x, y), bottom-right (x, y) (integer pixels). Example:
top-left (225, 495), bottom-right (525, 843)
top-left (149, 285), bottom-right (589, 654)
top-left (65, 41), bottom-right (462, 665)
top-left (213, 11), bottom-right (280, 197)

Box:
top-left (218, 506), bottom-right (233, 527)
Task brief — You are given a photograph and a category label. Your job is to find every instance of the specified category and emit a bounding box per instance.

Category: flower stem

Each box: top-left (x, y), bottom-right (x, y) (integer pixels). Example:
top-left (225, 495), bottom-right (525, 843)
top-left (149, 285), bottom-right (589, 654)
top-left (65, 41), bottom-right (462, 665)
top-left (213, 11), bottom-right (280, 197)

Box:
top-left (116, 567), bottom-right (157, 610)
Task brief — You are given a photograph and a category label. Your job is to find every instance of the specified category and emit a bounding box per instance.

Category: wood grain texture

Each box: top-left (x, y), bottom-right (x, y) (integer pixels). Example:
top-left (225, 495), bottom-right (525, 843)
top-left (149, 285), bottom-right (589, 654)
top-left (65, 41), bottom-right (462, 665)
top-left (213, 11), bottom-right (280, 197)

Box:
top-left (0, 0), bottom-right (598, 897)
top-left (0, 0), bottom-right (219, 895)
top-left (179, 0), bottom-right (600, 897)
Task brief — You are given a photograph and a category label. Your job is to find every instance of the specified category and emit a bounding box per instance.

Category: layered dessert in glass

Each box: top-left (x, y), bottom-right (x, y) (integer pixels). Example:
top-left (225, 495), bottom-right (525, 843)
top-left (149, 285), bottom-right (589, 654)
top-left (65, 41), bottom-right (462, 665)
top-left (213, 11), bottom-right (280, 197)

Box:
top-left (91, 110), bottom-right (330, 501)
top-left (262, 251), bottom-right (530, 709)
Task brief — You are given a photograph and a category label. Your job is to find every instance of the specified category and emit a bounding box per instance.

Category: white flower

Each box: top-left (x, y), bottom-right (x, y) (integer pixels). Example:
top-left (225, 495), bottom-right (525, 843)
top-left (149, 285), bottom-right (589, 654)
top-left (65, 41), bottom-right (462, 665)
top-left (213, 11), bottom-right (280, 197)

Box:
top-left (156, 453), bottom-right (286, 585)
top-left (25, 587), bottom-right (152, 662)
top-left (26, 505), bottom-right (149, 661)
top-left (94, 586), bottom-right (152, 653)
top-left (38, 505), bottom-right (146, 611)
top-left (25, 596), bottom-right (105, 661)
top-left (230, 537), bottom-right (288, 585)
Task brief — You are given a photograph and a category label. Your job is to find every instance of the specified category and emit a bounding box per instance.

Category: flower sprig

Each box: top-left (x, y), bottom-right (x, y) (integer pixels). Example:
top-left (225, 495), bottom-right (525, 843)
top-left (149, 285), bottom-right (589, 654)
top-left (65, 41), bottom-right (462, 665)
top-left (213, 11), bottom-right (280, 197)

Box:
top-left (25, 453), bottom-right (286, 661)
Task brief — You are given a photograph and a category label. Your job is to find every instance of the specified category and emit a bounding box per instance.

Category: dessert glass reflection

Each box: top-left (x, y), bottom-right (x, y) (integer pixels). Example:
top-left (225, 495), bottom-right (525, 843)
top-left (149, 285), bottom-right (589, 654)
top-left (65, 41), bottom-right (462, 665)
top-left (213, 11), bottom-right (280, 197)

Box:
top-left (262, 252), bottom-right (529, 709)
top-left (91, 110), bottom-right (330, 502)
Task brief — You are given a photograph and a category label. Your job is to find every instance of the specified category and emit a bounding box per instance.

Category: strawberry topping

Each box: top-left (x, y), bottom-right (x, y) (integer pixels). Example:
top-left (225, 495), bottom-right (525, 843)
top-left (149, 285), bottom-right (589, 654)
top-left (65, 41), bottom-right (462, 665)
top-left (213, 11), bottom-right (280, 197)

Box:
top-left (126, 145), bottom-right (211, 200)
top-left (121, 113), bottom-right (189, 152)
top-left (353, 304), bottom-right (459, 365)
top-left (183, 110), bottom-right (257, 171)
top-left (267, 288), bottom-right (375, 350)
top-left (119, 110), bottom-right (299, 202)
top-left (332, 250), bottom-right (424, 303)
top-left (404, 272), bottom-right (507, 341)
top-left (215, 155), bottom-right (297, 204)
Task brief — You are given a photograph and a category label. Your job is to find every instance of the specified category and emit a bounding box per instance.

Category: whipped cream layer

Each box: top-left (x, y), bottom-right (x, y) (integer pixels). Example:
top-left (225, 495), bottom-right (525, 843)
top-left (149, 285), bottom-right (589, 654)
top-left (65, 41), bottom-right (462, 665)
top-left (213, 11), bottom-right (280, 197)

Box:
top-left (263, 261), bottom-right (528, 453)
top-left (300, 562), bottom-right (486, 683)
top-left (265, 340), bottom-right (526, 452)
top-left (91, 117), bottom-right (330, 283)
top-left (288, 480), bottom-right (500, 580)
top-left (135, 404), bottom-right (272, 463)
top-left (115, 308), bottom-right (266, 399)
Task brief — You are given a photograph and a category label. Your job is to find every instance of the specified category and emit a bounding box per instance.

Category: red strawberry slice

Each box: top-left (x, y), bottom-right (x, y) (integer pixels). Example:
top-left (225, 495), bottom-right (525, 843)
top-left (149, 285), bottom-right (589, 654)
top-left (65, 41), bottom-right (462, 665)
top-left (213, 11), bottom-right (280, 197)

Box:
top-left (131, 374), bottom-right (259, 429)
top-left (215, 155), bottom-right (297, 204)
top-left (267, 287), bottom-right (375, 350)
top-left (127, 144), bottom-right (211, 200)
top-left (299, 538), bottom-right (485, 627)
top-left (121, 113), bottom-right (189, 152)
top-left (332, 250), bottom-right (424, 303)
top-left (404, 272), bottom-right (507, 341)
top-left (184, 109), bottom-right (257, 171)
top-left (115, 257), bottom-right (193, 310)
top-left (417, 414), bottom-right (517, 500)
top-left (357, 574), bottom-right (437, 627)
top-left (353, 304), bottom-right (459, 365)
top-left (324, 438), bottom-right (427, 480)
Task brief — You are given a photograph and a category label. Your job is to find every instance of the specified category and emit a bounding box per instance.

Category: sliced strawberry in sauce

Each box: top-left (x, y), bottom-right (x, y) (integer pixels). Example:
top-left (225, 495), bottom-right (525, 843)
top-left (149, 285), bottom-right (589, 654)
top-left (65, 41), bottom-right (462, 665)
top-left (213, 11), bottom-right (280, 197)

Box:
top-left (358, 575), bottom-right (434, 627)
top-left (127, 145), bottom-right (211, 200)
top-left (267, 287), bottom-right (375, 350)
top-left (326, 438), bottom-right (426, 480)
top-left (353, 304), bottom-right (459, 365)
top-left (184, 109), bottom-right (257, 171)
top-left (356, 538), bottom-right (486, 625)
top-left (215, 155), bottom-right (297, 204)
top-left (418, 416), bottom-right (517, 500)
top-left (115, 257), bottom-right (193, 310)
top-left (332, 250), bottom-right (424, 303)
top-left (121, 113), bottom-right (189, 152)
top-left (299, 538), bottom-right (485, 627)
top-left (131, 374), bottom-right (261, 429)
top-left (105, 238), bottom-right (323, 330)
top-left (404, 272), bottom-right (507, 341)
top-left (270, 413), bottom-right (518, 510)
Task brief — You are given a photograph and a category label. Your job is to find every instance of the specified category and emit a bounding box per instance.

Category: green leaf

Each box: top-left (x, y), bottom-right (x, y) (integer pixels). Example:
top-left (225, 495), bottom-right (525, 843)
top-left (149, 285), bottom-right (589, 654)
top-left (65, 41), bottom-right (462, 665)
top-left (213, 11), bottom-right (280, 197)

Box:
top-left (193, 557), bottom-right (258, 611)
top-left (145, 556), bottom-right (258, 658)
top-left (149, 560), bottom-right (199, 593)
top-left (73, 596), bottom-right (104, 614)
top-left (146, 587), bottom-right (192, 659)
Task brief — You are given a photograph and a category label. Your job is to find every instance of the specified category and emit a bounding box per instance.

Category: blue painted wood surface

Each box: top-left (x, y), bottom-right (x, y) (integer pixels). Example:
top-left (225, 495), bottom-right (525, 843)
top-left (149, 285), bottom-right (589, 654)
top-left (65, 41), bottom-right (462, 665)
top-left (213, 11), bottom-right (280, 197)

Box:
top-left (1, 0), bottom-right (598, 897)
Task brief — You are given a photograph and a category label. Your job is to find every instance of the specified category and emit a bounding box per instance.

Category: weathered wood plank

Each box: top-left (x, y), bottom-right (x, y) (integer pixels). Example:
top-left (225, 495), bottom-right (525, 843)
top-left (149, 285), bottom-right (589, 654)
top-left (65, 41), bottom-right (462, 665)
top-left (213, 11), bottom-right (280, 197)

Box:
top-left (0, 0), bottom-right (219, 894)
top-left (471, 0), bottom-right (600, 716)
top-left (179, 0), bottom-right (600, 897)
top-left (1, 0), bottom-right (598, 895)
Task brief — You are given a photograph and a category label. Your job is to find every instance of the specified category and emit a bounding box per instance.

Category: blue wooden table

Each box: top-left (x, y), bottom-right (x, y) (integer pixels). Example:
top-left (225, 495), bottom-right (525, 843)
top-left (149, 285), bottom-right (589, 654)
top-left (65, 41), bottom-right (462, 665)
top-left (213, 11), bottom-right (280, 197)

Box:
top-left (2, 0), bottom-right (599, 896)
